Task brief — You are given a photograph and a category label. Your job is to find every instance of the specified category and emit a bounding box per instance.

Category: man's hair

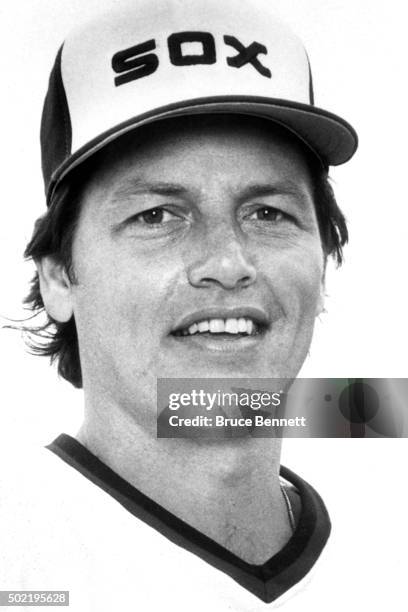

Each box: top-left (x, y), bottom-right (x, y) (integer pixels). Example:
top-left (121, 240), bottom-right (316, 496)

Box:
top-left (23, 119), bottom-right (349, 389)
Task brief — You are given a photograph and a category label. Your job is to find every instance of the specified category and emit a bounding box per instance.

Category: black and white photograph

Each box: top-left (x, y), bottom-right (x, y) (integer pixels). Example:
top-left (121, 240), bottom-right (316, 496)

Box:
top-left (0, 1), bottom-right (407, 610)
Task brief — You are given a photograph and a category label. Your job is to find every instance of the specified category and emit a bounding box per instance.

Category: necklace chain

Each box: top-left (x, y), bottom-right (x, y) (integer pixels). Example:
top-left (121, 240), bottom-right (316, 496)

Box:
top-left (280, 483), bottom-right (296, 533)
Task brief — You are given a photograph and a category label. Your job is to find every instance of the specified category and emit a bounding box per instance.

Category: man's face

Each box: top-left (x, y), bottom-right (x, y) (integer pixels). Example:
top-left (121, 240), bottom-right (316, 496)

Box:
top-left (68, 117), bottom-right (324, 421)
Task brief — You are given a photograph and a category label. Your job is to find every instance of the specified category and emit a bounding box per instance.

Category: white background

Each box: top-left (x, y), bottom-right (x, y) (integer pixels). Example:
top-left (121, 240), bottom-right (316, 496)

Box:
top-left (0, 2), bottom-right (407, 610)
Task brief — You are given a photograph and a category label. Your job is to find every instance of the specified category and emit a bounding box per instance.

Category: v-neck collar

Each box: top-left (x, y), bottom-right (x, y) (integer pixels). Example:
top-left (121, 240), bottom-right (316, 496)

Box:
top-left (46, 433), bottom-right (331, 604)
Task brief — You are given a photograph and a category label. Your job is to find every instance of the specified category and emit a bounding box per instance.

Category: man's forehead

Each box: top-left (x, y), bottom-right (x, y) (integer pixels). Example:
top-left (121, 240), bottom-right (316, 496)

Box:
top-left (70, 113), bottom-right (321, 259)
top-left (85, 114), bottom-right (316, 194)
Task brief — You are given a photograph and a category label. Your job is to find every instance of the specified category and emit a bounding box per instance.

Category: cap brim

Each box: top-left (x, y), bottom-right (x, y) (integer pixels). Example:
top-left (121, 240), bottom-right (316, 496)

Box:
top-left (47, 95), bottom-right (358, 204)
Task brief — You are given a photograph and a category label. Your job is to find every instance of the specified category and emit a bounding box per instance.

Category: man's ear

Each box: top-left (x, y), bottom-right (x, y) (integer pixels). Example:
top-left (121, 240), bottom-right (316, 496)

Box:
top-left (36, 257), bottom-right (74, 323)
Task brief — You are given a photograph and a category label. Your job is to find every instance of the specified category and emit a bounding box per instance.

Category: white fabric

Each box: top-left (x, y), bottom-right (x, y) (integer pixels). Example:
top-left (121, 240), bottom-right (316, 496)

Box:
top-left (0, 447), bottom-right (330, 612)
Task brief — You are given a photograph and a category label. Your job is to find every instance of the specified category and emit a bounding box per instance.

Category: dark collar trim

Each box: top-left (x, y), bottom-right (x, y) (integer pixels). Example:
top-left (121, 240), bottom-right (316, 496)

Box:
top-left (46, 434), bottom-right (331, 603)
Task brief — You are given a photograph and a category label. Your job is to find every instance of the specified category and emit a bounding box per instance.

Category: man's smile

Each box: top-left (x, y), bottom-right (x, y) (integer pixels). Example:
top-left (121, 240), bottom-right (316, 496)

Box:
top-left (174, 317), bottom-right (257, 337)
top-left (169, 305), bottom-right (271, 352)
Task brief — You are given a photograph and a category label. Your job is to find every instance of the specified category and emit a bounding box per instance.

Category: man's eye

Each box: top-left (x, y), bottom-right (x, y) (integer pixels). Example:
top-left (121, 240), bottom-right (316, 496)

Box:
top-left (115, 205), bottom-right (188, 236)
top-left (134, 207), bottom-right (174, 225)
top-left (249, 207), bottom-right (285, 222)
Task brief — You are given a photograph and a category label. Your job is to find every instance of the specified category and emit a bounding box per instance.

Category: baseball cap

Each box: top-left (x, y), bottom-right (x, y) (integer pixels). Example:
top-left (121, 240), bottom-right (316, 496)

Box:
top-left (41, 0), bottom-right (358, 206)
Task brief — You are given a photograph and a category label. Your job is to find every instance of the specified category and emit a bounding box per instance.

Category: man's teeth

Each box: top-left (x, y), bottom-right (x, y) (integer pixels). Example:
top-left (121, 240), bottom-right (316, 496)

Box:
top-left (181, 318), bottom-right (255, 336)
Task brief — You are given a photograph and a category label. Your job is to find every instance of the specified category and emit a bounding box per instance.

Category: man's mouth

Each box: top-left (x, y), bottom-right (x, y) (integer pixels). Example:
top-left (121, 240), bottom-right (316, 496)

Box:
top-left (171, 307), bottom-right (270, 341)
top-left (172, 317), bottom-right (261, 338)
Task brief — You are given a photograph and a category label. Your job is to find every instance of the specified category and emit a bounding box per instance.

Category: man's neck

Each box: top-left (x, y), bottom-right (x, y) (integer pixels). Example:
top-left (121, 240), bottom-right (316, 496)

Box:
top-left (76, 403), bottom-right (294, 565)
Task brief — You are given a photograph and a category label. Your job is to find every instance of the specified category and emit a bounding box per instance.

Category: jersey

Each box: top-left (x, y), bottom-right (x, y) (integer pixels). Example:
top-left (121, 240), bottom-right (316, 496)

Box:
top-left (0, 434), bottom-right (331, 611)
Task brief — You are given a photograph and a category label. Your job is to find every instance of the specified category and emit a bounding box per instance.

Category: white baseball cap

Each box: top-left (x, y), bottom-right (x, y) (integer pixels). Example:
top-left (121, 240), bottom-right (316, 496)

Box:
top-left (41, 0), bottom-right (358, 205)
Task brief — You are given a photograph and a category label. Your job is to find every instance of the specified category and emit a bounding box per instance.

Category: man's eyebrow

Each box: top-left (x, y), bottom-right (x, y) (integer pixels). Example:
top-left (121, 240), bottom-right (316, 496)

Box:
top-left (236, 181), bottom-right (310, 203)
top-left (108, 178), bottom-right (190, 205)
top-left (107, 178), bottom-right (310, 209)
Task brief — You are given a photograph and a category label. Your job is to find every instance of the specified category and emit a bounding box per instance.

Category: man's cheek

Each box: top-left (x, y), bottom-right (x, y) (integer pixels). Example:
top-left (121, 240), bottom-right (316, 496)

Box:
top-left (269, 257), bottom-right (323, 313)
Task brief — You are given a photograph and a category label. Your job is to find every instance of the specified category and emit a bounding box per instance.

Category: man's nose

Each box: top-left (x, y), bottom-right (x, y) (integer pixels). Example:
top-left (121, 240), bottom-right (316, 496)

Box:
top-left (187, 230), bottom-right (257, 290)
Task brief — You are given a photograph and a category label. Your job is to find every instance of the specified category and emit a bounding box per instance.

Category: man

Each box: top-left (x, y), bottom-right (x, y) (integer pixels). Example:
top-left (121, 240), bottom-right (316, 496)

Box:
top-left (0, 0), bottom-right (357, 609)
